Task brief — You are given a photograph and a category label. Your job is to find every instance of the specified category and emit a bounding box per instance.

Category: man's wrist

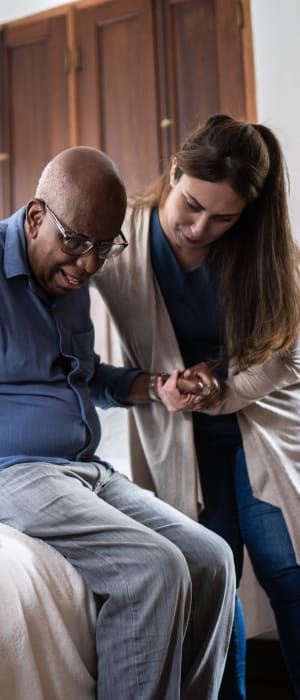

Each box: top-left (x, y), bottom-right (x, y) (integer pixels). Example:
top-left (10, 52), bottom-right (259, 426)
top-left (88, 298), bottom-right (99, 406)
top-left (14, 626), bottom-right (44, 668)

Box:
top-left (147, 373), bottom-right (169, 401)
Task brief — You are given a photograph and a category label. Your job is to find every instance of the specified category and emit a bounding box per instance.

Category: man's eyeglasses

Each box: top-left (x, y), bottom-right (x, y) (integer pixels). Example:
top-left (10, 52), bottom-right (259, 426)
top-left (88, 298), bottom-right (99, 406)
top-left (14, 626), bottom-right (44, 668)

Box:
top-left (40, 200), bottom-right (128, 259)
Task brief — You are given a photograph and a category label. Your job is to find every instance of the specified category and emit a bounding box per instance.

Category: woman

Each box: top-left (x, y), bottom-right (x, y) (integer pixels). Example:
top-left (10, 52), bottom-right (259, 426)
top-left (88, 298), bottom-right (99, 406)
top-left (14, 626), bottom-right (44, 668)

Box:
top-left (94, 114), bottom-right (300, 698)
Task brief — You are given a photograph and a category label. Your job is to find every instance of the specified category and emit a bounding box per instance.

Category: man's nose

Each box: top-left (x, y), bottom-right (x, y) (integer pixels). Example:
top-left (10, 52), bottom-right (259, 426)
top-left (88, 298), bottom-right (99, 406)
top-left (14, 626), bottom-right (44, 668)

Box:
top-left (75, 250), bottom-right (104, 275)
top-left (190, 212), bottom-right (209, 236)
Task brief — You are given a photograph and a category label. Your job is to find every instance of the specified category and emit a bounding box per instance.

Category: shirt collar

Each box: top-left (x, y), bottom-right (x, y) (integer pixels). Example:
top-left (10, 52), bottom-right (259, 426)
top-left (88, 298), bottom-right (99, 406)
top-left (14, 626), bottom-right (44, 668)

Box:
top-left (3, 207), bottom-right (32, 280)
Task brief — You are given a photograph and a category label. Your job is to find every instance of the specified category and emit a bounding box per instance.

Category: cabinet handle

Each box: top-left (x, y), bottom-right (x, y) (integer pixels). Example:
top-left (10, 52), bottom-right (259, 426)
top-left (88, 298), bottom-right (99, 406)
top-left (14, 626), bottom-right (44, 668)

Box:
top-left (160, 118), bottom-right (173, 129)
top-left (0, 153), bottom-right (9, 162)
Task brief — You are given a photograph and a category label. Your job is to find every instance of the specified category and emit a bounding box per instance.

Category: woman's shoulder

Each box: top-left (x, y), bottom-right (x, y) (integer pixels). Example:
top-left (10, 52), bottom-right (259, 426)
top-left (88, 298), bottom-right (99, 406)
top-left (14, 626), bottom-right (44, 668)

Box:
top-left (123, 204), bottom-right (152, 237)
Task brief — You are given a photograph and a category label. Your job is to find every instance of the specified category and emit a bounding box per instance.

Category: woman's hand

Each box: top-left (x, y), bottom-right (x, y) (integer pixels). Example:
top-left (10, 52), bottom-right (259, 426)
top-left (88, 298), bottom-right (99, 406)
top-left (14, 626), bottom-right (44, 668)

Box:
top-left (156, 370), bottom-right (201, 412)
top-left (182, 362), bottom-right (226, 410)
top-left (156, 365), bottom-right (226, 413)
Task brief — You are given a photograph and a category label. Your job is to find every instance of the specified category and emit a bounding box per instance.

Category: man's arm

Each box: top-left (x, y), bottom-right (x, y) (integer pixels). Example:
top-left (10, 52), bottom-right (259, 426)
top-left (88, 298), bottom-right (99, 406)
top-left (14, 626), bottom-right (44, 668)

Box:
top-left (90, 360), bottom-right (207, 409)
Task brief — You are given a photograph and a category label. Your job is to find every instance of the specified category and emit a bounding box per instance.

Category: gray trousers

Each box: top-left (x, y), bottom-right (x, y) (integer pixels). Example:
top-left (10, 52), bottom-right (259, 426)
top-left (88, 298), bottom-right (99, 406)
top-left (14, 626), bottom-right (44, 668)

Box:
top-left (0, 461), bottom-right (235, 700)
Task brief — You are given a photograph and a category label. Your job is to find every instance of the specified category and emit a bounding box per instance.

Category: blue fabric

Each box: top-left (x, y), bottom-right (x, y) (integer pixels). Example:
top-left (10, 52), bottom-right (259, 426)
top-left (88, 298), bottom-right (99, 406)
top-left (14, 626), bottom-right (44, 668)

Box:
top-left (0, 208), bottom-right (140, 471)
top-left (150, 208), bottom-right (223, 367)
top-left (150, 208), bottom-right (240, 438)
top-left (235, 448), bottom-right (300, 697)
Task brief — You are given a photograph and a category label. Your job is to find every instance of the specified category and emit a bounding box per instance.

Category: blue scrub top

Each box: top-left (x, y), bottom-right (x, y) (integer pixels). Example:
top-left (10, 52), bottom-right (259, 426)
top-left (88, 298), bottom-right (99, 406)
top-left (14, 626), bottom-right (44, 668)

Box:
top-left (150, 208), bottom-right (241, 442)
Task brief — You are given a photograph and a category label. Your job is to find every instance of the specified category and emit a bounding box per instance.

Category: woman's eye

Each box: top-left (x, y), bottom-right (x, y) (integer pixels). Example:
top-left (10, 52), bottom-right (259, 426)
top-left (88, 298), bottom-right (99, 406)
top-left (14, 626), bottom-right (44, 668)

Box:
top-left (213, 216), bottom-right (233, 223)
top-left (186, 200), bottom-right (200, 211)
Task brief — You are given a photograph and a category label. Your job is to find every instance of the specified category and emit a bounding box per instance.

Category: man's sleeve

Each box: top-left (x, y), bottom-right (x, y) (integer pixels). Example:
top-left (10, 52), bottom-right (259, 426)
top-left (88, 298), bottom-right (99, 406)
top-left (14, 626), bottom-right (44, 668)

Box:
top-left (89, 360), bottom-right (143, 408)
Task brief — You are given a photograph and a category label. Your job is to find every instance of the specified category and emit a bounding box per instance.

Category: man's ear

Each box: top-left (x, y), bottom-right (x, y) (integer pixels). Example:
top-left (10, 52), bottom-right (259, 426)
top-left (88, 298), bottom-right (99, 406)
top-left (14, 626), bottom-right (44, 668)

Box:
top-left (25, 199), bottom-right (45, 239)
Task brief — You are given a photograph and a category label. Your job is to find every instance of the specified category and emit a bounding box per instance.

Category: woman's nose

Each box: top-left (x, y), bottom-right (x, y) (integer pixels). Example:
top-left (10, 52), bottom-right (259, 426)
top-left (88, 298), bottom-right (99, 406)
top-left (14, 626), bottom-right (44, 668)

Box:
top-left (190, 212), bottom-right (209, 236)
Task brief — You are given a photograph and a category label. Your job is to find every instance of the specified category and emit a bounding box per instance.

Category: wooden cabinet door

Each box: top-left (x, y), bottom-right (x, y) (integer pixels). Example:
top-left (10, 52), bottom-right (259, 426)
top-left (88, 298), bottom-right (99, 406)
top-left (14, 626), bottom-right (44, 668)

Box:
top-left (1, 16), bottom-right (69, 216)
top-left (77, 0), bottom-right (162, 196)
top-left (157, 0), bottom-right (247, 157)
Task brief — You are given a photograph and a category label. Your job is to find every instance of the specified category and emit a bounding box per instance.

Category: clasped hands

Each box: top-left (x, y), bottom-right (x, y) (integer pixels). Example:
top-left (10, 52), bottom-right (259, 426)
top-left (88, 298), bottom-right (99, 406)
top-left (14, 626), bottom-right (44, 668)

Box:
top-left (156, 362), bottom-right (226, 413)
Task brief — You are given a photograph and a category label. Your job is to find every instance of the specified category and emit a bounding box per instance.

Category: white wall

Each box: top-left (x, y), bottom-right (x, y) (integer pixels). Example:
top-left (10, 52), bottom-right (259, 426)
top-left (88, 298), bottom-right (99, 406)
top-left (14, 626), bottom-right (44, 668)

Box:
top-left (251, 0), bottom-right (300, 238)
top-left (1, 0), bottom-right (300, 239)
top-left (0, 0), bottom-right (67, 23)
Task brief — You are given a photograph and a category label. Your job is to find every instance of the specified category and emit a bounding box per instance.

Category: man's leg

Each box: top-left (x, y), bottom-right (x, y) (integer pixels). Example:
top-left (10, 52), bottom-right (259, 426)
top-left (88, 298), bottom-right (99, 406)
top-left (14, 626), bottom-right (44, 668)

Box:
top-left (0, 461), bottom-right (235, 699)
top-left (0, 461), bottom-right (191, 700)
top-left (94, 466), bottom-right (235, 699)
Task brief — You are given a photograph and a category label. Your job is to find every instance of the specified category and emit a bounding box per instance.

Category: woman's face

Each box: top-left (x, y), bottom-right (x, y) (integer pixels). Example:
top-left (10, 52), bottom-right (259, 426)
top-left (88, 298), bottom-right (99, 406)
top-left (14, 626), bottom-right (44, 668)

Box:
top-left (159, 164), bottom-right (246, 267)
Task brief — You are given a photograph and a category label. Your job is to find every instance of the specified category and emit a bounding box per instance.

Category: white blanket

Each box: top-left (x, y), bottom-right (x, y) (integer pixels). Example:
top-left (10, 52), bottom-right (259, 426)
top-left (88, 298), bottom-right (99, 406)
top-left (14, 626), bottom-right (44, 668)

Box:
top-left (0, 524), bottom-right (97, 700)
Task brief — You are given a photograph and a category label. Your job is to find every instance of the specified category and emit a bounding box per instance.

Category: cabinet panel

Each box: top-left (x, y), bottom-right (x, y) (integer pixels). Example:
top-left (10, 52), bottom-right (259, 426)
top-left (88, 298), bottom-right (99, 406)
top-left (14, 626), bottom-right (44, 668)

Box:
top-left (77, 0), bottom-right (161, 195)
top-left (161, 0), bottom-right (247, 150)
top-left (2, 16), bottom-right (69, 215)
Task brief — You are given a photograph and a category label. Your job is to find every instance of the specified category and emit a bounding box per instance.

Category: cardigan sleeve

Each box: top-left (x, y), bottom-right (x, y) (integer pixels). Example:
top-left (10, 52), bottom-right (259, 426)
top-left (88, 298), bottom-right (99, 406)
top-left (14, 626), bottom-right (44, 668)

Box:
top-left (204, 337), bottom-right (300, 415)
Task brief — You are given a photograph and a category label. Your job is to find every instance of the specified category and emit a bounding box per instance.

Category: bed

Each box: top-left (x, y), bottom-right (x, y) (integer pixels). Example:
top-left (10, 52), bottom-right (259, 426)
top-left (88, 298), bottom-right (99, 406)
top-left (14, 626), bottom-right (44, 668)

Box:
top-left (0, 523), bottom-right (97, 700)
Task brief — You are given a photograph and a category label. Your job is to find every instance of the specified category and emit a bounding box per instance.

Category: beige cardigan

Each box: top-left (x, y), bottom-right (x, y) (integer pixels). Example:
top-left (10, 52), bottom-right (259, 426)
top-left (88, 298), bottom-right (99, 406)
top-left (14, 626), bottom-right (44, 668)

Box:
top-left (94, 206), bottom-right (300, 562)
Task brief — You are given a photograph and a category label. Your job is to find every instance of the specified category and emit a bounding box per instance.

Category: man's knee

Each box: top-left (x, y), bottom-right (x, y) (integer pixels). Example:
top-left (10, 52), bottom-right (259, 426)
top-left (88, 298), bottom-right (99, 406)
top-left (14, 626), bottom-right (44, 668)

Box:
top-left (213, 534), bottom-right (236, 591)
top-left (207, 533), bottom-right (236, 608)
top-left (185, 525), bottom-right (235, 593)
top-left (144, 532), bottom-right (192, 604)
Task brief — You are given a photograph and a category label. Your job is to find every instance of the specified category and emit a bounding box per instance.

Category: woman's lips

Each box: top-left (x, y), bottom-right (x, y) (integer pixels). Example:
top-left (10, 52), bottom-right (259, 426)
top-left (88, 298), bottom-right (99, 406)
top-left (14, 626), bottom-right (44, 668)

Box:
top-left (182, 233), bottom-right (201, 245)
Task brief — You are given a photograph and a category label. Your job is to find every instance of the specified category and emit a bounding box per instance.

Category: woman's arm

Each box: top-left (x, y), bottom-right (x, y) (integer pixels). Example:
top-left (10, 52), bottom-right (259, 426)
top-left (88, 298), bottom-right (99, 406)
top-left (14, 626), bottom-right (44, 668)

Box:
top-left (156, 339), bottom-right (300, 415)
top-left (201, 345), bottom-right (300, 415)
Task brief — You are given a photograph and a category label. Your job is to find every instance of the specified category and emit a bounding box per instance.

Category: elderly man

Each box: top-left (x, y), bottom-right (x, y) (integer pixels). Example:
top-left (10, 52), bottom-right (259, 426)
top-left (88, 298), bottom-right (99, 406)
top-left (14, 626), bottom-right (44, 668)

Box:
top-left (0, 146), bottom-right (235, 700)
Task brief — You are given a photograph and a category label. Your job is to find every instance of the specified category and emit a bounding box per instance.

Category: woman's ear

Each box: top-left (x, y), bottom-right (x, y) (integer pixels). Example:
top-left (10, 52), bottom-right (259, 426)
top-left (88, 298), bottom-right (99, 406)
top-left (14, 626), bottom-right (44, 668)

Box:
top-left (25, 199), bottom-right (45, 239)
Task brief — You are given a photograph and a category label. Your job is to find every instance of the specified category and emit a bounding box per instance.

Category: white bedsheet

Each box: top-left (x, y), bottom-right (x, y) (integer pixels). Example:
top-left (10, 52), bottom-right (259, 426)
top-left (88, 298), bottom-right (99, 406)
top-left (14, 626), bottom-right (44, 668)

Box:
top-left (0, 524), bottom-right (97, 700)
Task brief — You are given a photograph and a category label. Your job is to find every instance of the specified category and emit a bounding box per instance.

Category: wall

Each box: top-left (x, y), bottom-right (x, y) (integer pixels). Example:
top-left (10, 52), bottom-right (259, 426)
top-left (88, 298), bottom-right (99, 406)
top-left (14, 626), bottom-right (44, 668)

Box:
top-left (0, 0), bottom-right (68, 22)
top-left (251, 0), bottom-right (300, 237)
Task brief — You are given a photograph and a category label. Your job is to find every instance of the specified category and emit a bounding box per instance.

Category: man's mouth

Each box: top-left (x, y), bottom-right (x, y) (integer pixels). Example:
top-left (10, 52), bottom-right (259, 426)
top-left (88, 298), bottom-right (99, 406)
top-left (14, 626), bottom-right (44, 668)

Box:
top-left (60, 270), bottom-right (86, 288)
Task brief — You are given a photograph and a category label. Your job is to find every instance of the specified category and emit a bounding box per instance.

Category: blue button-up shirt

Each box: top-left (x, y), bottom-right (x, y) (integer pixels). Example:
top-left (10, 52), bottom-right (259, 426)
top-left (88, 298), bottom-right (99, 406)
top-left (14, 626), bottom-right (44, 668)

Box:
top-left (0, 207), bottom-right (140, 470)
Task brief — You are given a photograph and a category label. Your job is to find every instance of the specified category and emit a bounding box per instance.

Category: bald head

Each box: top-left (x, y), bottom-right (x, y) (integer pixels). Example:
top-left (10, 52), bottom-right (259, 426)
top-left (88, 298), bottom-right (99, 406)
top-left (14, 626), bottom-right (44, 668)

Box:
top-left (24, 147), bottom-right (127, 295)
top-left (35, 146), bottom-right (127, 236)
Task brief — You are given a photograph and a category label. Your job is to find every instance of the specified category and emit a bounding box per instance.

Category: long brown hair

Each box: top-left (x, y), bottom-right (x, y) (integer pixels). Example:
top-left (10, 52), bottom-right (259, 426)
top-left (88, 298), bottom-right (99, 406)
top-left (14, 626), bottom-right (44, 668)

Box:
top-left (130, 114), bottom-right (300, 370)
